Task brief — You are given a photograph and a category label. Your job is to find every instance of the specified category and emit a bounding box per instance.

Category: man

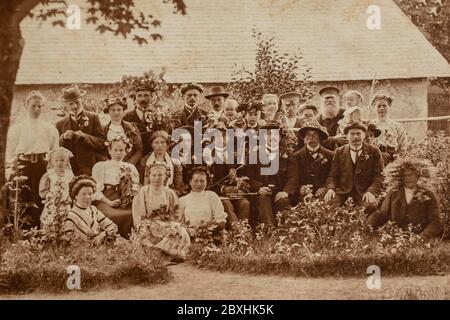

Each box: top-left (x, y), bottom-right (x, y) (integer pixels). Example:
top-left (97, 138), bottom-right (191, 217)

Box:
top-left (172, 83), bottom-right (209, 128)
top-left (324, 121), bottom-right (384, 214)
top-left (317, 86), bottom-right (347, 150)
top-left (6, 90), bottom-right (59, 228)
top-left (276, 120), bottom-right (333, 210)
top-left (296, 104), bottom-right (319, 149)
top-left (56, 85), bottom-right (106, 176)
top-left (279, 92), bottom-right (303, 129)
top-left (123, 82), bottom-right (171, 156)
top-left (205, 86), bottom-right (229, 120)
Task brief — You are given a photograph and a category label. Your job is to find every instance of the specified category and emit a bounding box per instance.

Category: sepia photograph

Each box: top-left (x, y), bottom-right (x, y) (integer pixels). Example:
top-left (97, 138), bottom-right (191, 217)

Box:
top-left (0, 0), bottom-right (449, 305)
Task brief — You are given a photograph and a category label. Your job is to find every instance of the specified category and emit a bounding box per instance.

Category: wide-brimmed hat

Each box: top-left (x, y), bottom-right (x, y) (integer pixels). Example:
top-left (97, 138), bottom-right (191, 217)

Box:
top-left (279, 92), bottom-right (302, 101)
top-left (343, 121), bottom-right (368, 135)
top-left (59, 85), bottom-right (87, 102)
top-left (299, 103), bottom-right (318, 115)
top-left (366, 123), bottom-right (381, 138)
top-left (297, 120), bottom-right (329, 141)
top-left (205, 86), bottom-right (230, 99)
top-left (319, 86), bottom-right (340, 97)
top-left (180, 83), bottom-right (204, 95)
top-left (103, 96), bottom-right (128, 113)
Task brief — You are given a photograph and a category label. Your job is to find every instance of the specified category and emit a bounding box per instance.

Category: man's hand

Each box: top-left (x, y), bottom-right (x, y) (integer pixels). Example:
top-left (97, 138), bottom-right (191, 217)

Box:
top-left (74, 130), bottom-right (86, 139)
top-left (362, 192), bottom-right (376, 203)
top-left (258, 186), bottom-right (272, 196)
top-left (275, 191), bottom-right (288, 202)
top-left (333, 134), bottom-right (348, 146)
top-left (63, 130), bottom-right (75, 140)
top-left (93, 231), bottom-right (107, 246)
top-left (109, 199), bottom-right (121, 208)
top-left (315, 187), bottom-right (327, 198)
top-left (324, 189), bottom-right (336, 203)
top-left (5, 167), bottom-right (15, 181)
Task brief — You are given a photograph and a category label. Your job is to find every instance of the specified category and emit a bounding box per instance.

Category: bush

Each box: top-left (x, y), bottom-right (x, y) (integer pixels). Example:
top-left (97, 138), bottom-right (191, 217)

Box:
top-left (0, 236), bottom-right (171, 295)
top-left (189, 200), bottom-right (450, 277)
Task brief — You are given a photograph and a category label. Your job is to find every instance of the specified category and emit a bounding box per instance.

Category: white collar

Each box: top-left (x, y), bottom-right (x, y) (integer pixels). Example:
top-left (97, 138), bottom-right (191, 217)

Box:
top-left (306, 145), bottom-right (320, 152)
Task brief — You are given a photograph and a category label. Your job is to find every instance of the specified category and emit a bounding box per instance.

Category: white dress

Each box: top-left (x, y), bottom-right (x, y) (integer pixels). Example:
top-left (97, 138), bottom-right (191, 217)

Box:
top-left (39, 169), bottom-right (74, 227)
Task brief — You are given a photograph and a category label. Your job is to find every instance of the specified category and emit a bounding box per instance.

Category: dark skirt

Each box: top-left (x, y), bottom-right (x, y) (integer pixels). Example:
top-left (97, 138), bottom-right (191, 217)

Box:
top-left (94, 186), bottom-right (133, 239)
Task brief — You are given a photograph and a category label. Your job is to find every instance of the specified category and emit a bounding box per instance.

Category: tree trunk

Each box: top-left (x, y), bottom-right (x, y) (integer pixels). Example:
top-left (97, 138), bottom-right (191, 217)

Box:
top-left (0, 3), bottom-right (25, 207)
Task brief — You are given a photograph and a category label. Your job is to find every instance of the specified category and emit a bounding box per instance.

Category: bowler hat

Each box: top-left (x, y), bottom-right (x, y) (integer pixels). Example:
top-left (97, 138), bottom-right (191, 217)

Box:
top-left (205, 86), bottom-right (230, 99)
top-left (181, 83), bottom-right (204, 95)
top-left (343, 121), bottom-right (368, 135)
top-left (60, 85), bottom-right (87, 102)
top-left (297, 120), bottom-right (329, 141)
top-left (319, 86), bottom-right (340, 96)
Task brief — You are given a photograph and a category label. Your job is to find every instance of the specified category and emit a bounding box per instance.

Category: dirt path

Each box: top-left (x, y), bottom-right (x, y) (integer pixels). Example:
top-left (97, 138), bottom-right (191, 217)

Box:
top-left (3, 264), bottom-right (449, 300)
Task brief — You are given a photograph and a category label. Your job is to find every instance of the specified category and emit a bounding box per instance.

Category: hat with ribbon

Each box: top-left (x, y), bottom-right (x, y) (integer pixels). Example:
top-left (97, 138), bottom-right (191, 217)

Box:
top-left (59, 85), bottom-right (87, 102)
top-left (343, 120), bottom-right (368, 135)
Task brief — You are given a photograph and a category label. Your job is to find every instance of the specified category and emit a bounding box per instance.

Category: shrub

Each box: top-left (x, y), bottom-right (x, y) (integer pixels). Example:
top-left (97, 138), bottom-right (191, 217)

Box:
top-left (0, 236), bottom-right (171, 295)
top-left (189, 200), bottom-right (450, 277)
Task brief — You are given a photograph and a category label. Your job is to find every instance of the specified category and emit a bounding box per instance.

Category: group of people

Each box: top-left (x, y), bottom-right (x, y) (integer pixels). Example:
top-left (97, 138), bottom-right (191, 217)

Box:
top-left (2, 80), bottom-right (443, 260)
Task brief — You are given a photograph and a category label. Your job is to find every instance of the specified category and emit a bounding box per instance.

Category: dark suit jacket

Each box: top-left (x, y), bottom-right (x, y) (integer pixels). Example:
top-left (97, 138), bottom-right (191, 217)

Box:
top-left (326, 142), bottom-right (384, 197)
top-left (368, 187), bottom-right (443, 239)
top-left (101, 120), bottom-right (143, 166)
top-left (56, 110), bottom-right (106, 176)
top-left (172, 106), bottom-right (209, 128)
top-left (284, 146), bottom-right (334, 196)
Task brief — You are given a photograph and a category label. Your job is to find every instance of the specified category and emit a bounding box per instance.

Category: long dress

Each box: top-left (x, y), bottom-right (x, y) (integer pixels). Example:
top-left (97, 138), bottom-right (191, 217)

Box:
top-left (63, 204), bottom-right (118, 243)
top-left (39, 169), bottom-right (74, 228)
top-left (92, 160), bottom-right (139, 238)
top-left (132, 185), bottom-right (191, 259)
top-left (179, 190), bottom-right (227, 227)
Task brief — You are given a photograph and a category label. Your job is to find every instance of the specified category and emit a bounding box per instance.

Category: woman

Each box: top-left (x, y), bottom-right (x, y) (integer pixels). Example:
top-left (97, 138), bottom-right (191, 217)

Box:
top-left (92, 134), bottom-right (139, 238)
top-left (370, 92), bottom-right (408, 163)
top-left (39, 147), bottom-right (75, 228)
top-left (63, 175), bottom-right (119, 245)
top-left (368, 158), bottom-right (443, 240)
top-left (180, 167), bottom-right (227, 228)
top-left (102, 96), bottom-right (143, 166)
top-left (132, 163), bottom-right (191, 260)
top-left (143, 131), bottom-right (185, 195)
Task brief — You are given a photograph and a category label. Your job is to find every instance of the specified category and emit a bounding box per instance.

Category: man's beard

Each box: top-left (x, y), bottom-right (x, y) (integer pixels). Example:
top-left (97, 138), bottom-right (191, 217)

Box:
top-left (324, 105), bottom-right (337, 118)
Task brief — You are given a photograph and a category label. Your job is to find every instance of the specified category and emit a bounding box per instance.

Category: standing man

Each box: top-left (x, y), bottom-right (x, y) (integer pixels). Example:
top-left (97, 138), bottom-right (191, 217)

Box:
top-left (172, 83), bottom-right (209, 128)
top-left (317, 86), bottom-right (347, 150)
top-left (324, 121), bottom-right (384, 214)
top-left (279, 92), bottom-right (303, 129)
top-left (6, 91), bottom-right (59, 228)
top-left (276, 120), bottom-right (333, 210)
top-left (123, 82), bottom-right (171, 157)
top-left (205, 86), bottom-right (229, 122)
top-left (56, 85), bottom-right (106, 176)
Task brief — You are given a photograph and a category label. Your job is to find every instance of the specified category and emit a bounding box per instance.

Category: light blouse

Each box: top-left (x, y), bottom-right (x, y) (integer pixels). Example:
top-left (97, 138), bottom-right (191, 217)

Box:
top-left (179, 190), bottom-right (227, 227)
top-left (91, 160), bottom-right (139, 201)
top-left (6, 118), bottom-right (59, 165)
top-left (106, 123), bottom-right (125, 141)
top-left (372, 119), bottom-right (408, 155)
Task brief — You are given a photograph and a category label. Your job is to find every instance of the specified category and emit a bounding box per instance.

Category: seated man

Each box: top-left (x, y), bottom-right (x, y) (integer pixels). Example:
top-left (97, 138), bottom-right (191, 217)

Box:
top-left (276, 120), bottom-right (334, 209)
top-left (368, 158), bottom-right (443, 240)
top-left (324, 121), bottom-right (384, 214)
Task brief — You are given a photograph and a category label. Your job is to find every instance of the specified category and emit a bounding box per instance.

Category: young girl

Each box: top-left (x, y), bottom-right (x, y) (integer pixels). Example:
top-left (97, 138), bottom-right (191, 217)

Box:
top-left (92, 134), bottom-right (139, 238)
top-left (39, 147), bottom-right (75, 228)
top-left (63, 175), bottom-right (119, 245)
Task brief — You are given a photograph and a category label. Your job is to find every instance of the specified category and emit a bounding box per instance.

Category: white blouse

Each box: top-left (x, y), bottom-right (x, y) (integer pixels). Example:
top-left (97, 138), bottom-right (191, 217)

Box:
top-left (91, 160), bottom-right (139, 200)
top-left (6, 118), bottom-right (59, 165)
top-left (106, 123), bottom-right (125, 141)
top-left (179, 190), bottom-right (227, 227)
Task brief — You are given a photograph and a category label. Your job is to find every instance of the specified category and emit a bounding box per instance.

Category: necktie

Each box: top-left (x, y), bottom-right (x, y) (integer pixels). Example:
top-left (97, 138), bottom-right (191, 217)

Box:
top-left (350, 148), bottom-right (361, 163)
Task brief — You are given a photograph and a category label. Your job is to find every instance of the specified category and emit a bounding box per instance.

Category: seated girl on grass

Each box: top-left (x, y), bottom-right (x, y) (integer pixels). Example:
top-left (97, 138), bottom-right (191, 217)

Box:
top-left (63, 175), bottom-right (119, 246)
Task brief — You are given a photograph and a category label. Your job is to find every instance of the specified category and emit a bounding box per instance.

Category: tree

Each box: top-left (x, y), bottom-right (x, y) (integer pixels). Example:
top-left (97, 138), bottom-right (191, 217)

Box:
top-left (0, 0), bottom-right (187, 196)
top-left (394, 0), bottom-right (450, 91)
top-left (228, 29), bottom-right (315, 105)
